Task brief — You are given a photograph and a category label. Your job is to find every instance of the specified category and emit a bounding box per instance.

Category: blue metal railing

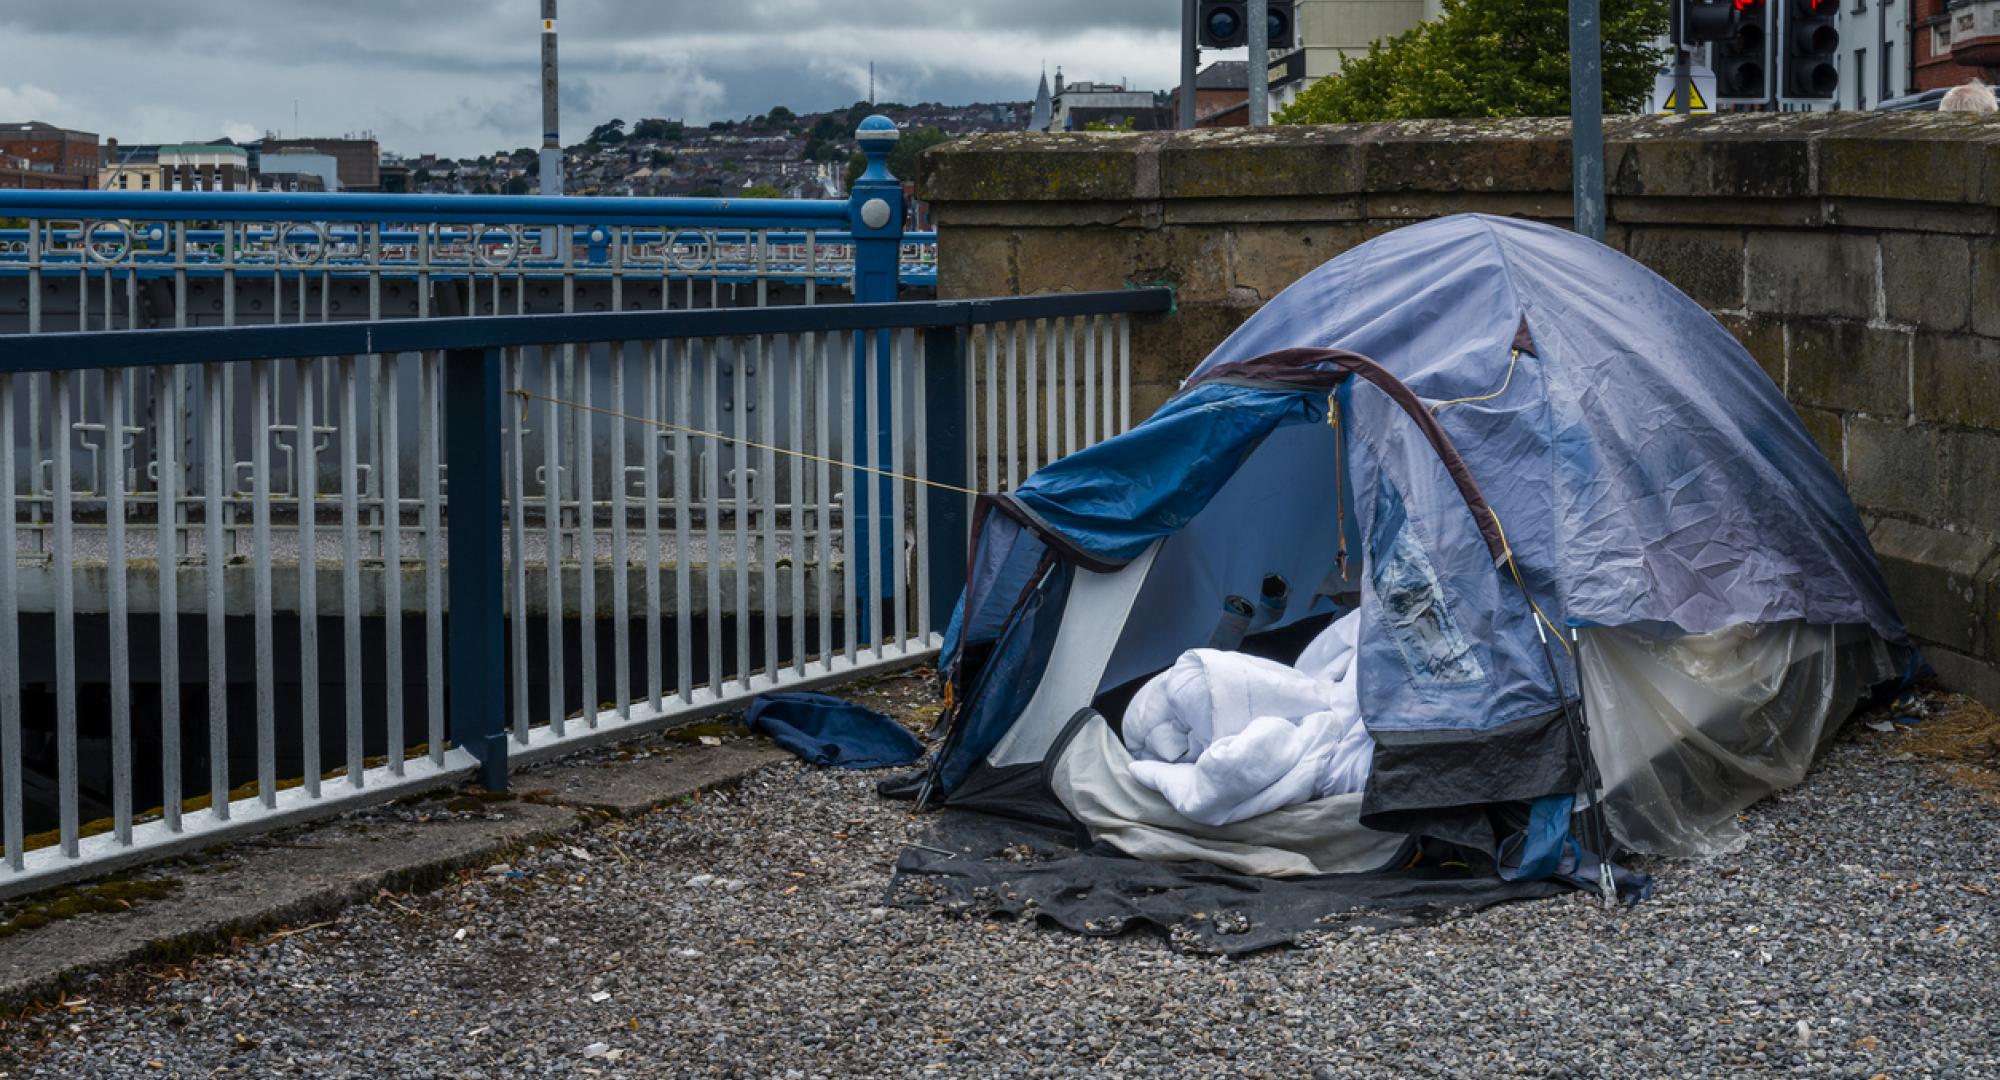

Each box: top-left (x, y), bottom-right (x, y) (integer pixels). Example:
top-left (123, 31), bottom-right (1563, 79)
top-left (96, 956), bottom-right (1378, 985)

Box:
top-left (0, 117), bottom-right (936, 309)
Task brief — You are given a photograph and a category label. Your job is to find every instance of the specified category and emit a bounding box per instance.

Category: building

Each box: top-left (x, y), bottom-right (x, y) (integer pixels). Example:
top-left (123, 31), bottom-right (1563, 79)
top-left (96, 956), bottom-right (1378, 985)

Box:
top-left (0, 121), bottom-right (101, 187)
top-left (1829, 0), bottom-right (1910, 109)
top-left (1913, 0), bottom-right (2000, 92)
top-left (1026, 69), bottom-right (1167, 131)
top-left (1280, 0), bottom-right (1441, 108)
top-left (99, 144), bottom-right (251, 191)
top-left (1028, 70), bottom-right (1054, 131)
top-left (0, 154), bottom-right (88, 190)
top-left (1172, 56), bottom-right (1310, 125)
top-left (256, 150), bottom-right (339, 192)
top-left (259, 136), bottom-right (381, 191)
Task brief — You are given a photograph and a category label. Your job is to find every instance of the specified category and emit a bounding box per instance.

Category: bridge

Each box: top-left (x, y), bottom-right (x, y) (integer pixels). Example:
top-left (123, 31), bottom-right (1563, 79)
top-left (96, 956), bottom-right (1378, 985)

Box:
top-left (0, 118), bottom-right (1170, 897)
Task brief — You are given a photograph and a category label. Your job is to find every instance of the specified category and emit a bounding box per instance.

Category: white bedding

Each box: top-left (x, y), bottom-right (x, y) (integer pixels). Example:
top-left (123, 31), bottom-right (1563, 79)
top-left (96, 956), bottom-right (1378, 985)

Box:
top-left (1120, 611), bottom-right (1373, 827)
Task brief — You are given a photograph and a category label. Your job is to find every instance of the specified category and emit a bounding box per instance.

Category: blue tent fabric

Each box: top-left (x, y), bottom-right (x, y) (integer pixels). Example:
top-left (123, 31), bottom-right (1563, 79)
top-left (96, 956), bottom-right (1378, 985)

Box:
top-left (745, 692), bottom-right (924, 770)
top-left (947, 214), bottom-right (1908, 754)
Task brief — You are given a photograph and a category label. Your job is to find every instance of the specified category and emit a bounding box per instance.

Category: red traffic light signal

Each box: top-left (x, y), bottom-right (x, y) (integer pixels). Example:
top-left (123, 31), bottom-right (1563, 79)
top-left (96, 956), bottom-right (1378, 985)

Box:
top-left (1713, 0), bottom-right (1770, 105)
top-left (1778, 0), bottom-right (1839, 101)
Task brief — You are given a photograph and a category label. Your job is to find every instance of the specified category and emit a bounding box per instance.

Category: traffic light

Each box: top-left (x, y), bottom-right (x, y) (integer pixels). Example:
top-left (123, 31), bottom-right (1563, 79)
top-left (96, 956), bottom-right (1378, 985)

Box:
top-left (1198, 2), bottom-right (1296, 51)
top-left (1712, 0), bottom-right (1771, 107)
top-left (1778, 0), bottom-right (1839, 102)
top-left (1680, 0), bottom-right (1733, 43)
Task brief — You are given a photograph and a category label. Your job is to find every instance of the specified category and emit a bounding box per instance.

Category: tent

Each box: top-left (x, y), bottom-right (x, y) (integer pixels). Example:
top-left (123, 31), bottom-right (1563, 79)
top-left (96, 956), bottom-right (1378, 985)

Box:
top-left (899, 214), bottom-right (1914, 903)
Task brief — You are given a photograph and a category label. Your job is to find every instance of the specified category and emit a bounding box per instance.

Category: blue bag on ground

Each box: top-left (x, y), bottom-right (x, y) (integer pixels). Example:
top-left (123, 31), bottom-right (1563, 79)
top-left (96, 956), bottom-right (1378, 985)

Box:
top-left (745, 692), bottom-right (924, 769)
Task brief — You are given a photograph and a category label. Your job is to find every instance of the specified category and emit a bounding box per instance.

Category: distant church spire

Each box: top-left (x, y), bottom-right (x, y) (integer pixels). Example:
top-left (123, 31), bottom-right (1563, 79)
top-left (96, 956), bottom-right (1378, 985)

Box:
top-left (1029, 66), bottom-right (1053, 132)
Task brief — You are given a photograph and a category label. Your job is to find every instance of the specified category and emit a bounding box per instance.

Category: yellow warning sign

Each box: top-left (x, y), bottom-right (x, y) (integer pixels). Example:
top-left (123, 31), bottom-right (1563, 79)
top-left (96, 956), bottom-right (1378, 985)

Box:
top-left (542, 18), bottom-right (556, 32)
top-left (1659, 82), bottom-right (1709, 112)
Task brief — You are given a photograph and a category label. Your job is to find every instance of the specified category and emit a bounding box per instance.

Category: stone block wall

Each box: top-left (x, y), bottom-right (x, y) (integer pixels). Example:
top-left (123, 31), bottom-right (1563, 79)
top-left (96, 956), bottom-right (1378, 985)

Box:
top-left (918, 112), bottom-right (2000, 706)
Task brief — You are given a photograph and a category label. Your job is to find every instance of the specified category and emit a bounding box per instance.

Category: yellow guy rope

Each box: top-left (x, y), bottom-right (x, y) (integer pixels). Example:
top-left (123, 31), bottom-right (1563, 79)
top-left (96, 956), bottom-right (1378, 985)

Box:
top-left (1486, 507), bottom-right (1572, 658)
top-left (509, 387), bottom-right (981, 497)
top-left (1429, 348), bottom-right (1522, 415)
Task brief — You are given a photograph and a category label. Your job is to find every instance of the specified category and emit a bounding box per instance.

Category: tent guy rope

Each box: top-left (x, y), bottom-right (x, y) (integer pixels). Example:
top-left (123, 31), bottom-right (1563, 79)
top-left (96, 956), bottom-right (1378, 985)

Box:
top-left (507, 387), bottom-right (983, 496)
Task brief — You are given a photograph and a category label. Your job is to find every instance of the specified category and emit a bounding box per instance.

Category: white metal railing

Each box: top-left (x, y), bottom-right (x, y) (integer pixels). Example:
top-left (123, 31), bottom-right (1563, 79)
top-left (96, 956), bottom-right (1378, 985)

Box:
top-left (0, 291), bottom-right (1169, 897)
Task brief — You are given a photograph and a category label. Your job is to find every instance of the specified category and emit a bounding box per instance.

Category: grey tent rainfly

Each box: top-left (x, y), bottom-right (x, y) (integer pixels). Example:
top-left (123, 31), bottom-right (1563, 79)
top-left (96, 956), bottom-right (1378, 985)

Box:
top-left (883, 215), bottom-right (1917, 951)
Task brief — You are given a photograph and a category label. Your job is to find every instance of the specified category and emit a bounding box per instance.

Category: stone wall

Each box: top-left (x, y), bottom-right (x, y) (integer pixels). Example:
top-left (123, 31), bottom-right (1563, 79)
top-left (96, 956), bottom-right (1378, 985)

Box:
top-left (918, 112), bottom-right (2000, 705)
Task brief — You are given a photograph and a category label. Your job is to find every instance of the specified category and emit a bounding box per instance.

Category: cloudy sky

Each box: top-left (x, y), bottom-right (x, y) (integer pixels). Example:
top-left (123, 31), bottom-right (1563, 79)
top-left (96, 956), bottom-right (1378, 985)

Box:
top-left (0, 0), bottom-right (1187, 158)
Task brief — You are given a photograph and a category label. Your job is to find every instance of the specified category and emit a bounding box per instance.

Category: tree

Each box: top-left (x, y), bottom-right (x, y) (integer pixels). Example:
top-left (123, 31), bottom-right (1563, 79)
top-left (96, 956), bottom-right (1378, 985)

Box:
top-left (1274, 0), bottom-right (1668, 124)
top-left (767, 105), bottom-right (796, 125)
top-left (1084, 116), bottom-right (1138, 132)
top-left (587, 118), bottom-right (627, 144)
top-left (843, 126), bottom-right (948, 187)
top-left (741, 183), bottom-right (787, 199)
top-left (631, 118), bottom-right (683, 141)
top-left (809, 114), bottom-right (845, 141)
top-left (501, 175), bottom-right (530, 195)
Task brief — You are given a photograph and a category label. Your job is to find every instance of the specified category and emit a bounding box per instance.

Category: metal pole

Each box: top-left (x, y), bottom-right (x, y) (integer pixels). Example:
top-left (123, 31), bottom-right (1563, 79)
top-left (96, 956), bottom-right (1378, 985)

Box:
top-left (540, 0), bottom-right (563, 196)
top-left (1181, 0), bottom-right (1200, 129)
top-left (1674, 48), bottom-right (1693, 115)
top-left (1568, 0), bottom-right (1606, 242)
top-left (445, 346), bottom-right (509, 790)
top-left (848, 116), bottom-right (906, 640)
top-left (1247, 0), bottom-right (1270, 126)
top-left (922, 327), bottom-right (970, 632)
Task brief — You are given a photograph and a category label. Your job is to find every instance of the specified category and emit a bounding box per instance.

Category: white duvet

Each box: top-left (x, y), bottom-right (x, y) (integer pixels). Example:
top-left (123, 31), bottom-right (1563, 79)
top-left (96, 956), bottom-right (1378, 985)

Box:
top-left (1121, 611), bottom-right (1374, 827)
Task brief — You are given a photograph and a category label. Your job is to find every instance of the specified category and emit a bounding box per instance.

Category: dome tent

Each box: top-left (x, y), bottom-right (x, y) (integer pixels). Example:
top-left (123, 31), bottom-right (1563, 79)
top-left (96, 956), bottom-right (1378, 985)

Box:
top-left (896, 214), bottom-right (1914, 907)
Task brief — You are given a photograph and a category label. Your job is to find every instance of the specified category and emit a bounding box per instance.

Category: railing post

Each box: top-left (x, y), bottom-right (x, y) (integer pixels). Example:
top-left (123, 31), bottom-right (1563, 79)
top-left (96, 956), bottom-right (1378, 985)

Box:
top-left (444, 346), bottom-right (509, 790)
top-left (848, 115), bottom-right (906, 640)
top-left (922, 326), bottom-right (971, 633)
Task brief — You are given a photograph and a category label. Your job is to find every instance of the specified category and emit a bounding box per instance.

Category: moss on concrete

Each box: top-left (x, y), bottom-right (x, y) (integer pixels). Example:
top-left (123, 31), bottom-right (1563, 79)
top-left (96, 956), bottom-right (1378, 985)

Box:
top-left (0, 878), bottom-right (182, 941)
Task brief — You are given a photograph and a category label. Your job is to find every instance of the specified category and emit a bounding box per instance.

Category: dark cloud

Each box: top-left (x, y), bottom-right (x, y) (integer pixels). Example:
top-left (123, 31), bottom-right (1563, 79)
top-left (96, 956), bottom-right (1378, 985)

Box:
top-left (0, 1), bottom-right (1179, 156)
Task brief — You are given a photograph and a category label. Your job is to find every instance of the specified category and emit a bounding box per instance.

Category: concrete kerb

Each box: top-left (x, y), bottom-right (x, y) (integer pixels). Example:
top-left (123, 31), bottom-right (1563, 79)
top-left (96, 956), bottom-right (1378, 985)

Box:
top-left (0, 735), bottom-right (797, 1012)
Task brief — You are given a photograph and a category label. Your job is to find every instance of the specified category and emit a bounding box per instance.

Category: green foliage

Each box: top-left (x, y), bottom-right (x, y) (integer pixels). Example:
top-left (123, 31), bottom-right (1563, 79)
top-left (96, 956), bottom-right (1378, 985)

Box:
top-left (1084, 116), bottom-right (1138, 132)
top-left (810, 114), bottom-right (846, 141)
top-left (587, 118), bottom-right (627, 144)
top-left (767, 105), bottom-right (796, 124)
top-left (1274, 0), bottom-right (1668, 124)
top-left (741, 183), bottom-right (787, 199)
top-left (631, 118), bottom-right (683, 141)
top-left (502, 174), bottom-right (532, 195)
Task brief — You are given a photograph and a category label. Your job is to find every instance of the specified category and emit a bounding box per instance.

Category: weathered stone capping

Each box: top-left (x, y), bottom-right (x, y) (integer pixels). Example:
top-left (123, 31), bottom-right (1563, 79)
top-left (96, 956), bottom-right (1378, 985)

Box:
top-left (918, 112), bottom-right (2000, 707)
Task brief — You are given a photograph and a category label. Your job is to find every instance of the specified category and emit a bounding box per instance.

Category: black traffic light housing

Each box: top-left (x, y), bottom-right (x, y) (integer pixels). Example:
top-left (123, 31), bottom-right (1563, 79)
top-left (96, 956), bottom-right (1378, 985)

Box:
top-left (1778, 0), bottom-right (1840, 101)
top-left (1680, 0), bottom-right (1733, 43)
top-left (1712, 0), bottom-right (1771, 107)
top-left (1199, 1), bottom-right (1296, 50)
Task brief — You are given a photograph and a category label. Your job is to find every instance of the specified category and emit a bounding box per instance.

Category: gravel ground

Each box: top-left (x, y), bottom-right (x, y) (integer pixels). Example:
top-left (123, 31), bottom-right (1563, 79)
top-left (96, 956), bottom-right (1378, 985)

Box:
top-left (1, 687), bottom-right (1995, 1079)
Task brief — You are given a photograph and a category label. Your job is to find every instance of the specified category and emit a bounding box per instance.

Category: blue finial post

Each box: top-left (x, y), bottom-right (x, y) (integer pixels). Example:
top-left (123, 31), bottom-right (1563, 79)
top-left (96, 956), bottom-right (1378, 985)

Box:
top-left (847, 115), bottom-right (904, 643)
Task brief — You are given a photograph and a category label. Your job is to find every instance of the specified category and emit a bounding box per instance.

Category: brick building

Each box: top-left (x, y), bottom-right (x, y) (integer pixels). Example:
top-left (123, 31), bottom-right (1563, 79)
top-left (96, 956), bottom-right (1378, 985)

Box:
top-left (1911, 0), bottom-right (1997, 90)
top-left (258, 137), bottom-right (380, 191)
top-left (0, 121), bottom-right (100, 188)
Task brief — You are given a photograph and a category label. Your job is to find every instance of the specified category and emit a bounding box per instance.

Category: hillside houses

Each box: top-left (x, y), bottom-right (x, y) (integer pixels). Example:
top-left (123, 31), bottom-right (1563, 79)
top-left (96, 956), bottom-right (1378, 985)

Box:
top-left (404, 100), bottom-right (1025, 198)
